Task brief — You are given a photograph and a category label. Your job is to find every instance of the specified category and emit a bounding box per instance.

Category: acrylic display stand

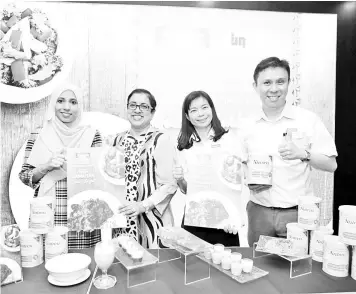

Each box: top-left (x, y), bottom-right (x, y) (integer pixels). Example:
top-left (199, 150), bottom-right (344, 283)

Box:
top-left (159, 240), bottom-right (211, 285)
top-left (253, 242), bottom-right (312, 278)
top-left (158, 227), bottom-right (212, 285)
top-left (197, 253), bottom-right (269, 284)
top-left (114, 238), bottom-right (158, 288)
top-left (158, 247), bottom-right (181, 263)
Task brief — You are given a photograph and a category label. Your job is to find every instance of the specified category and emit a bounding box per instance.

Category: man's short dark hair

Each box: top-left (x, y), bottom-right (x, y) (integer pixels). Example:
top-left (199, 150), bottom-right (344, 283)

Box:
top-left (253, 57), bottom-right (290, 84)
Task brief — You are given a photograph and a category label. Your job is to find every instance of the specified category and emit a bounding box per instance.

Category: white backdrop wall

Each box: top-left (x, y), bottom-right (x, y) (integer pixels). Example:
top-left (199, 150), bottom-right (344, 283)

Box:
top-left (1, 3), bottom-right (337, 228)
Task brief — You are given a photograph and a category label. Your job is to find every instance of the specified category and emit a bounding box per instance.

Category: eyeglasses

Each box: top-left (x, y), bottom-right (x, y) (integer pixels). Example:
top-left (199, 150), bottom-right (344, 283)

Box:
top-left (127, 102), bottom-right (152, 112)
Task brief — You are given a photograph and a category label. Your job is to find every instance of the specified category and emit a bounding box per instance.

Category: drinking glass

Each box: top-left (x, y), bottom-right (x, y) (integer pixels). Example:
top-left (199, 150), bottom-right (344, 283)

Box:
top-left (93, 241), bottom-right (117, 289)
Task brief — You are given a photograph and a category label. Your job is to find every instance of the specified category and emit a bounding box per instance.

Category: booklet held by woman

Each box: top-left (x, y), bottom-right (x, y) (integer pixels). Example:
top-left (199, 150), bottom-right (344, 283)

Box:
top-left (66, 147), bottom-right (127, 232)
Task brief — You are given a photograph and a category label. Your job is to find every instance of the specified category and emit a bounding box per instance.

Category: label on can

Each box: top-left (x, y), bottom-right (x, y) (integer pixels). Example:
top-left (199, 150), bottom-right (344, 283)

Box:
top-left (30, 197), bottom-right (54, 234)
top-left (247, 155), bottom-right (272, 186)
top-left (287, 227), bottom-right (308, 256)
top-left (298, 202), bottom-right (320, 230)
top-left (45, 230), bottom-right (68, 262)
top-left (19, 232), bottom-right (43, 268)
top-left (322, 245), bottom-right (349, 277)
top-left (339, 213), bottom-right (356, 245)
top-left (310, 230), bottom-right (330, 262)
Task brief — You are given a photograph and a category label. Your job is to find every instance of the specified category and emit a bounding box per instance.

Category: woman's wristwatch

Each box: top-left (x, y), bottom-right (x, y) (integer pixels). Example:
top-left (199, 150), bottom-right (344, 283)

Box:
top-left (301, 150), bottom-right (311, 162)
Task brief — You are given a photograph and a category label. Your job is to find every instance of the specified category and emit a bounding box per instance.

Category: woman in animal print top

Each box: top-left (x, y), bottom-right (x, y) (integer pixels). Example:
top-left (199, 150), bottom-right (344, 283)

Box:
top-left (112, 89), bottom-right (178, 249)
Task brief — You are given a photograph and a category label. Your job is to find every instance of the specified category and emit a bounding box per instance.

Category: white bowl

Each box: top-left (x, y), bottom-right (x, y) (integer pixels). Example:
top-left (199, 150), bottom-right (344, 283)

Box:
top-left (45, 253), bottom-right (91, 283)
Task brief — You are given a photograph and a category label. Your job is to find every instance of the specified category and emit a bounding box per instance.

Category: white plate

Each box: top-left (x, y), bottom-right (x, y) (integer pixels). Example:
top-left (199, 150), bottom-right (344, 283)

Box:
top-left (0, 257), bottom-right (23, 285)
top-left (98, 146), bottom-right (125, 186)
top-left (48, 269), bottom-right (91, 287)
top-left (0, 225), bottom-right (21, 252)
top-left (67, 190), bottom-right (126, 230)
top-left (45, 253), bottom-right (91, 273)
top-left (68, 190), bottom-right (123, 216)
top-left (1, 242), bottom-right (20, 253)
top-left (9, 112), bottom-right (130, 231)
top-left (185, 190), bottom-right (240, 229)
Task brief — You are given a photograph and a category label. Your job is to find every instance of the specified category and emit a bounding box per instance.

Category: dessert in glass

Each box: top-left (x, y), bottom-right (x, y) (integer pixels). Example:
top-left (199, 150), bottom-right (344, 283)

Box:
top-left (212, 251), bottom-right (223, 265)
top-left (231, 252), bottom-right (242, 263)
top-left (93, 241), bottom-right (117, 289)
top-left (131, 249), bottom-right (144, 263)
top-left (221, 256), bottom-right (232, 270)
top-left (231, 261), bottom-right (243, 276)
top-left (242, 258), bottom-right (253, 273)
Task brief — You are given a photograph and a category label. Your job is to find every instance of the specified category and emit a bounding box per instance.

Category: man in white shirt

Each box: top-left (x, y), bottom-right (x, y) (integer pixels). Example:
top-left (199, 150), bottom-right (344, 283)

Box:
top-left (244, 57), bottom-right (338, 246)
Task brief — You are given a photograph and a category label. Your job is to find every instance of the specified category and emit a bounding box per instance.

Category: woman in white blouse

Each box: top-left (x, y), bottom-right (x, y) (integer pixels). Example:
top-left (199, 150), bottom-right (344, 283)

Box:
top-left (173, 90), bottom-right (248, 246)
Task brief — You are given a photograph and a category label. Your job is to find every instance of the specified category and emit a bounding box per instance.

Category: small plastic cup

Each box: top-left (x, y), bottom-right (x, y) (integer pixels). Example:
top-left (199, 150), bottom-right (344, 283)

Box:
top-left (242, 258), bottom-right (253, 273)
top-left (212, 252), bottom-right (223, 265)
top-left (221, 257), bottom-right (232, 270)
top-left (214, 243), bottom-right (225, 253)
top-left (231, 261), bottom-right (243, 276)
top-left (231, 252), bottom-right (242, 263)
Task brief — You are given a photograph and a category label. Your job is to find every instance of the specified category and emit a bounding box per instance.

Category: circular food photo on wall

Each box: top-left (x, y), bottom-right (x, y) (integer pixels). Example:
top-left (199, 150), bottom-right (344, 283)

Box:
top-left (0, 257), bottom-right (22, 286)
top-left (67, 190), bottom-right (126, 232)
top-left (0, 3), bottom-right (71, 103)
top-left (0, 225), bottom-right (20, 252)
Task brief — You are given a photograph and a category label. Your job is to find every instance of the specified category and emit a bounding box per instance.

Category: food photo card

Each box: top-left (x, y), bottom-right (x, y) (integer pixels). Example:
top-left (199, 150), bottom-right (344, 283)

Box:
top-left (184, 190), bottom-right (243, 229)
top-left (183, 152), bottom-right (245, 229)
top-left (67, 147), bottom-right (127, 232)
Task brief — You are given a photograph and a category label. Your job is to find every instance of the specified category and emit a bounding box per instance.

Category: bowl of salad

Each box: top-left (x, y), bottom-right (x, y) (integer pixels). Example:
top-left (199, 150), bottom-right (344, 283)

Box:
top-left (0, 3), bottom-right (71, 104)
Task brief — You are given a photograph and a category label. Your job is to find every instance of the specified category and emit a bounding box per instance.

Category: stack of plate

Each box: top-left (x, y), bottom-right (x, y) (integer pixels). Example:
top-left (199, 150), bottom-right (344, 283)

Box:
top-left (44, 253), bottom-right (91, 286)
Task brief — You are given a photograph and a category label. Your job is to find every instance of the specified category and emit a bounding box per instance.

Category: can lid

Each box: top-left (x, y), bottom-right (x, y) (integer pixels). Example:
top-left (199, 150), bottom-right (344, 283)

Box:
top-left (338, 205), bottom-right (356, 212)
top-left (47, 226), bottom-right (68, 235)
top-left (324, 235), bottom-right (337, 241)
top-left (314, 226), bottom-right (334, 235)
top-left (324, 235), bottom-right (348, 248)
top-left (19, 229), bottom-right (39, 237)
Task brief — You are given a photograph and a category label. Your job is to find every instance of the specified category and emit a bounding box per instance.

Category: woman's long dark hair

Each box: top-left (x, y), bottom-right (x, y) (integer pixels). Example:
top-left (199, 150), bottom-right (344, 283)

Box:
top-left (177, 91), bottom-right (228, 151)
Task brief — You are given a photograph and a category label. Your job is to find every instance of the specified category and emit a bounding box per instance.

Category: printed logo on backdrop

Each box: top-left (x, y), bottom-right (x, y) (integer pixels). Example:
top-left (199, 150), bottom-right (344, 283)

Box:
top-left (231, 33), bottom-right (246, 48)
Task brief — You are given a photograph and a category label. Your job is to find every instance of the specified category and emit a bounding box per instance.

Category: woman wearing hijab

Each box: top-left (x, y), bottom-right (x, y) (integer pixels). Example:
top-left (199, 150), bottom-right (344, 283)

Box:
top-left (112, 89), bottom-right (177, 249)
top-left (19, 83), bottom-right (102, 249)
